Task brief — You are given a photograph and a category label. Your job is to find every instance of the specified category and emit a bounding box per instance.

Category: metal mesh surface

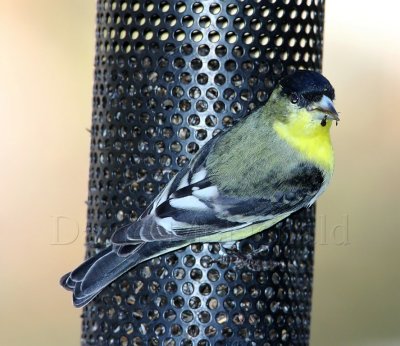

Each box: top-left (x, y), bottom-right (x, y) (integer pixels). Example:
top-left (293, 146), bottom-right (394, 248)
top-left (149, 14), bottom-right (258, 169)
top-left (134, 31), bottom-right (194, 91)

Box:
top-left (82, 0), bottom-right (325, 344)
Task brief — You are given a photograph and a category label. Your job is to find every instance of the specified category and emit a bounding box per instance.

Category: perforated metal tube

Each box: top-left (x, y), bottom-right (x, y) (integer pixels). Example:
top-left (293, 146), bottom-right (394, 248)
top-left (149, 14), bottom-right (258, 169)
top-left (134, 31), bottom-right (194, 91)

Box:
top-left (82, 1), bottom-right (325, 345)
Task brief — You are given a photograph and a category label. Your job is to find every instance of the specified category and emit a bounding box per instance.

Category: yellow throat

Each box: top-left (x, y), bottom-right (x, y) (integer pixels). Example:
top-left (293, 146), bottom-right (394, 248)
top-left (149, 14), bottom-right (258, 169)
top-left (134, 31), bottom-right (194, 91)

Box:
top-left (273, 110), bottom-right (334, 172)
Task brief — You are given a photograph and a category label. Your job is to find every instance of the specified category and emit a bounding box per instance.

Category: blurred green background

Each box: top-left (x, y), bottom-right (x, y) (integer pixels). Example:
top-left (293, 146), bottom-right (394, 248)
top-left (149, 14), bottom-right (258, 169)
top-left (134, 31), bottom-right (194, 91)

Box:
top-left (1, 1), bottom-right (399, 345)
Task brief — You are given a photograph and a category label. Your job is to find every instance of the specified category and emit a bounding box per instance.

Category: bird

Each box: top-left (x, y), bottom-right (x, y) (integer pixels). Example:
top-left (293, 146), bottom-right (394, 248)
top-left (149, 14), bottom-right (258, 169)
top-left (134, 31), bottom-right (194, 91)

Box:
top-left (61, 70), bottom-right (339, 307)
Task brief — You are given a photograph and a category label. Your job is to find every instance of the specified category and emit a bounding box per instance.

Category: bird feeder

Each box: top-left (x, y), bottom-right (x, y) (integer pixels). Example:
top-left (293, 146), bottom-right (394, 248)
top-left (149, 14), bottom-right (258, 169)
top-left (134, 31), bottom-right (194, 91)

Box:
top-left (81, 1), bottom-right (325, 344)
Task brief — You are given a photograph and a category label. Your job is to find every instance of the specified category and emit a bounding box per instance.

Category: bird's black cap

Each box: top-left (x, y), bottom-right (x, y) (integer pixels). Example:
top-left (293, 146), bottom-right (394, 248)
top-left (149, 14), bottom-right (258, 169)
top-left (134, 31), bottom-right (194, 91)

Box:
top-left (279, 70), bottom-right (335, 101)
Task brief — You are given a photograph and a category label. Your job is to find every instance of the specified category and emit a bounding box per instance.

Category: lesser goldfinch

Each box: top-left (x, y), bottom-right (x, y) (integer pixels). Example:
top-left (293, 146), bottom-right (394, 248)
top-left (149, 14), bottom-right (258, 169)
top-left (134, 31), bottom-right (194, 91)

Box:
top-left (61, 70), bottom-right (339, 307)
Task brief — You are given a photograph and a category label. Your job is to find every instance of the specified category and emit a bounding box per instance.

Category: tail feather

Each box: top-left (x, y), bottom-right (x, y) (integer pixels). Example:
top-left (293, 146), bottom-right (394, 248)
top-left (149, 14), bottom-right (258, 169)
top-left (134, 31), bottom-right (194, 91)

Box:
top-left (60, 272), bottom-right (75, 291)
top-left (71, 247), bottom-right (111, 281)
top-left (60, 244), bottom-right (143, 307)
top-left (60, 241), bottom-right (186, 307)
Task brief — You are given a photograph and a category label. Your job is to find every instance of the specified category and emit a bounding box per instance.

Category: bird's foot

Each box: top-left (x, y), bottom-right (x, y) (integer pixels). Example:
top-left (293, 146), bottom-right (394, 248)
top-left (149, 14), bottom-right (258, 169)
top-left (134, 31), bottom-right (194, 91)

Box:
top-left (212, 244), bottom-right (270, 271)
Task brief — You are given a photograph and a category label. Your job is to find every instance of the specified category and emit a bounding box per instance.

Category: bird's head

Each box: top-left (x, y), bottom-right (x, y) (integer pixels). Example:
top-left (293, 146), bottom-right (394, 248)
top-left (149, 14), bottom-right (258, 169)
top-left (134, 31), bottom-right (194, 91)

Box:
top-left (270, 70), bottom-right (339, 129)
top-left (268, 70), bottom-right (339, 172)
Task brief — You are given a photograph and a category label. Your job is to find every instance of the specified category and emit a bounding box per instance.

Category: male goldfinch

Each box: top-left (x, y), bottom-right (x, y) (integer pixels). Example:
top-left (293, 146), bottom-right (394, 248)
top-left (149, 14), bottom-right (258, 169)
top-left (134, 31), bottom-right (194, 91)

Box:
top-left (61, 70), bottom-right (339, 307)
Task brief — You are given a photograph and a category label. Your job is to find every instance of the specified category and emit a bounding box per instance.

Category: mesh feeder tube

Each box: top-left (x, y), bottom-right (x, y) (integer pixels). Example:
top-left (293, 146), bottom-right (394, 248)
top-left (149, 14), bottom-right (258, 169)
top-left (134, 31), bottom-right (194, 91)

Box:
top-left (81, 1), bottom-right (325, 345)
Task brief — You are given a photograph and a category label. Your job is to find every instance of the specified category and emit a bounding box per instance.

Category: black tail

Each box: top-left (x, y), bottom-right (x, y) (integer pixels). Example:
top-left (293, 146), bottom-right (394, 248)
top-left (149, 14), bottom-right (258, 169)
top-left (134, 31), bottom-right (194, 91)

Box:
top-left (61, 241), bottom-right (187, 307)
top-left (60, 242), bottom-right (168, 307)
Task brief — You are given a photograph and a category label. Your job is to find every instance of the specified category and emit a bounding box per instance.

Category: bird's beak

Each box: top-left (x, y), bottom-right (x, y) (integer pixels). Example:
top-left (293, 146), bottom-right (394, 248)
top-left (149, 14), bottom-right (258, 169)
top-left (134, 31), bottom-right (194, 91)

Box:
top-left (309, 95), bottom-right (340, 121)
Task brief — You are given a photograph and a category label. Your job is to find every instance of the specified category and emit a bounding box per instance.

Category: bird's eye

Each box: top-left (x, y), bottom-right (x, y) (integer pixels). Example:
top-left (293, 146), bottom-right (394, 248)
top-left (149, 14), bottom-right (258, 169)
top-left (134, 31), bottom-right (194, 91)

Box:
top-left (290, 93), bottom-right (299, 104)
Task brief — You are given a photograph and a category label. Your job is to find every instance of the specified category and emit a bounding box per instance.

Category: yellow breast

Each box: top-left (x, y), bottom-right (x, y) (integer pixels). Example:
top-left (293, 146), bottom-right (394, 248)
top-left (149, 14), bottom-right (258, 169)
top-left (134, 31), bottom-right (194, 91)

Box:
top-left (273, 110), bottom-right (334, 172)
